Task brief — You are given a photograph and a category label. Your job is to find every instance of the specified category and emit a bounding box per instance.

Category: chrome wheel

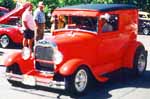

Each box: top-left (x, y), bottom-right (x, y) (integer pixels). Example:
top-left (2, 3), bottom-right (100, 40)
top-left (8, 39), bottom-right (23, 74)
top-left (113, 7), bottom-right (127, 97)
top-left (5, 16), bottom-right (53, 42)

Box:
top-left (0, 35), bottom-right (10, 48)
top-left (133, 46), bottom-right (147, 76)
top-left (65, 67), bottom-right (90, 94)
top-left (74, 69), bottom-right (88, 92)
top-left (143, 28), bottom-right (149, 35)
top-left (137, 53), bottom-right (146, 73)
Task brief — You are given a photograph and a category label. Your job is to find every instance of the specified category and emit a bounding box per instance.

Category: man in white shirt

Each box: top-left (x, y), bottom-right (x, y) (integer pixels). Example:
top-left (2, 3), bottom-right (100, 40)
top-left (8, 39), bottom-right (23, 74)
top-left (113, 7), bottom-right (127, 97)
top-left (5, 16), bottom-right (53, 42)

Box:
top-left (22, 4), bottom-right (35, 50)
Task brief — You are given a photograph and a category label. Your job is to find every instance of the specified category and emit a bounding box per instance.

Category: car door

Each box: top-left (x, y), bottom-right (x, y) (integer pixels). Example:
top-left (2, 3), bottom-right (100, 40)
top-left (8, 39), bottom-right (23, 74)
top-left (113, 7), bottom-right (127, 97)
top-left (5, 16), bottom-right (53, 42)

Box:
top-left (95, 14), bottom-right (126, 75)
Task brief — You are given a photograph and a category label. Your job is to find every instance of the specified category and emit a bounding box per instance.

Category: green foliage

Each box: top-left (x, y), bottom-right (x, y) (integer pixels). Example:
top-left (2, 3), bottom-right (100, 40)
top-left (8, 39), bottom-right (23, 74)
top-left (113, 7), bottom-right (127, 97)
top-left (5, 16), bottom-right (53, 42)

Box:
top-left (0, 0), bottom-right (16, 10)
top-left (41, 0), bottom-right (150, 12)
top-left (0, 0), bottom-right (149, 27)
top-left (0, 0), bottom-right (149, 13)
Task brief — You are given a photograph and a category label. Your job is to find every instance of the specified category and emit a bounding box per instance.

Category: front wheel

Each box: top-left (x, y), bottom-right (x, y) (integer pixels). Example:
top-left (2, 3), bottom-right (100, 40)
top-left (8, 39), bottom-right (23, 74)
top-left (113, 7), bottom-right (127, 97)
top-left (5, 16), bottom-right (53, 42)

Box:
top-left (0, 34), bottom-right (12, 48)
top-left (6, 64), bottom-right (22, 86)
top-left (133, 46), bottom-right (147, 77)
top-left (65, 67), bottom-right (90, 94)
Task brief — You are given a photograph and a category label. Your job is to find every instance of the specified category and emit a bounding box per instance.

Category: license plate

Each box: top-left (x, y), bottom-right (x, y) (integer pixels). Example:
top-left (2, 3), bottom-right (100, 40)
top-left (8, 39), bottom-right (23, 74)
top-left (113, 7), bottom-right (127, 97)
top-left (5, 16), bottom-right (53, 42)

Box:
top-left (22, 75), bottom-right (36, 86)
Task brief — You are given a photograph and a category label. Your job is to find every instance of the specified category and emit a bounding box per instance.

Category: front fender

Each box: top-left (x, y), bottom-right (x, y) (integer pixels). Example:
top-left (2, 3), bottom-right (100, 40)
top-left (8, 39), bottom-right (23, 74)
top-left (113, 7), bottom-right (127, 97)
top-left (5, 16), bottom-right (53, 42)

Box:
top-left (2, 49), bottom-right (22, 67)
top-left (59, 59), bottom-right (89, 76)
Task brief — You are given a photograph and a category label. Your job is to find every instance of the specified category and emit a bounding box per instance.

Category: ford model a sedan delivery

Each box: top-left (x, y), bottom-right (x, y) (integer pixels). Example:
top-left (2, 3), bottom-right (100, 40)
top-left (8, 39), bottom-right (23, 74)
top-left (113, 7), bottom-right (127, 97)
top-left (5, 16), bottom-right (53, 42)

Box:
top-left (4, 4), bottom-right (147, 94)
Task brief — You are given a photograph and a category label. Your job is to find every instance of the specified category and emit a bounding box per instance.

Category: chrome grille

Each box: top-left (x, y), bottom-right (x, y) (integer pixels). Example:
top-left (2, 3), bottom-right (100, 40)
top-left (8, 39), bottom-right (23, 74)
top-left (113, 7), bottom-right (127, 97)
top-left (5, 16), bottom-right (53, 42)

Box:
top-left (35, 46), bottom-right (54, 61)
top-left (35, 46), bottom-right (55, 72)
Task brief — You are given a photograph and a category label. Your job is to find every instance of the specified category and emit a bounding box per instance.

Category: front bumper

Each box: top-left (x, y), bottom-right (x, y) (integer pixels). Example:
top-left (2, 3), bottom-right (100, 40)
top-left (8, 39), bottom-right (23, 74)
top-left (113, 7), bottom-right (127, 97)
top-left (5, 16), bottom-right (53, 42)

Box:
top-left (6, 73), bottom-right (65, 90)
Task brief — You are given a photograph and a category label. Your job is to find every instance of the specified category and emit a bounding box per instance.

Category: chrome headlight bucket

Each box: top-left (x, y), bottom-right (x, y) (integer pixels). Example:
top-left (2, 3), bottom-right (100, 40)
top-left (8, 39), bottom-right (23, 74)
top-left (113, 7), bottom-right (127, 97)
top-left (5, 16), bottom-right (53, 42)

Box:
top-left (35, 40), bottom-right (63, 65)
top-left (22, 47), bottom-right (31, 60)
top-left (53, 49), bottom-right (63, 64)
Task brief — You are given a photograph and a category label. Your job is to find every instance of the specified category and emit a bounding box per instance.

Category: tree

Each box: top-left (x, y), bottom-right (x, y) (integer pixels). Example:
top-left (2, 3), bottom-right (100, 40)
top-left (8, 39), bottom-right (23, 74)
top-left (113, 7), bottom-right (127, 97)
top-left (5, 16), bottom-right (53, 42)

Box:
top-left (0, 0), bottom-right (16, 10)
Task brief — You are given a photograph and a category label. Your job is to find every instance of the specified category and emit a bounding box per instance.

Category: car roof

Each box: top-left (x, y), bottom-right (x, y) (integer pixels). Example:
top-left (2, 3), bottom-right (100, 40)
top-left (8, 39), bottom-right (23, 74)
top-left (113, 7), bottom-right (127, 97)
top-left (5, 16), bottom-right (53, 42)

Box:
top-left (58, 4), bottom-right (137, 12)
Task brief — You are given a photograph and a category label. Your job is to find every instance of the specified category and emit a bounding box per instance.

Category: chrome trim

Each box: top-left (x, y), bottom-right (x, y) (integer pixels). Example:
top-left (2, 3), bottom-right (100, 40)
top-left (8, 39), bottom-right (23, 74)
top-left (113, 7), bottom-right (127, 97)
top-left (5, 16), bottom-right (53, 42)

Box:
top-left (6, 73), bottom-right (65, 90)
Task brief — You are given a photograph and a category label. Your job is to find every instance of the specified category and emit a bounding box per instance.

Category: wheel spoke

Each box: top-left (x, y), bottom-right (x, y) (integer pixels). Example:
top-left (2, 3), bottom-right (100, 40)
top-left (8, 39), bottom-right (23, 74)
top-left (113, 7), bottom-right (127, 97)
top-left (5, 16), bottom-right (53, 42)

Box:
top-left (137, 54), bottom-right (146, 72)
top-left (1, 35), bottom-right (9, 48)
top-left (75, 69), bottom-right (88, 92)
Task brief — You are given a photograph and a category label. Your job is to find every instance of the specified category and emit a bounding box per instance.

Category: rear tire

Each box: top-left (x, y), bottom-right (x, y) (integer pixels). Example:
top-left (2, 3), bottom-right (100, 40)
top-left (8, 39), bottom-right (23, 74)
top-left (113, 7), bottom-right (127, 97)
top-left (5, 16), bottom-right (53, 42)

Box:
top-left (142, 28), bottom-right (149, 35)
top-left (133, 46), bottom-right (147, 77)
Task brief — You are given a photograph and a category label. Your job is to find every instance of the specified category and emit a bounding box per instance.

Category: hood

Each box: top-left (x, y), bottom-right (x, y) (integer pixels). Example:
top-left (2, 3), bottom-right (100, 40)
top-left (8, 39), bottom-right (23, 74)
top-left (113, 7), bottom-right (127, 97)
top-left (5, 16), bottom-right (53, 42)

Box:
top-left (37, 30), bottom-right (99, 67)
top-left (0, 2), bottom-right (30, 24)
top-left (45, 30), bottom-right (97, 47)
top-left (44, 30), bottom-right (98, 62)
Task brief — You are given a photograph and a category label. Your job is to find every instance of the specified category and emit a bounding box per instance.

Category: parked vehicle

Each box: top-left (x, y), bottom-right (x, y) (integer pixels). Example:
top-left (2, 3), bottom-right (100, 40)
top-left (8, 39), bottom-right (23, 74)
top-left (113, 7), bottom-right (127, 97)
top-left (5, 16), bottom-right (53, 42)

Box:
top-left (0, 24), bottom-right (23, 48)
top-left (138, 11), bottom-right (150, 35)
top-left (0, 2), bottom-right (30, 25)
top-left (0, 2), bottom-right (31, 48)
top-left (3, 4), bottom-right (147, 94)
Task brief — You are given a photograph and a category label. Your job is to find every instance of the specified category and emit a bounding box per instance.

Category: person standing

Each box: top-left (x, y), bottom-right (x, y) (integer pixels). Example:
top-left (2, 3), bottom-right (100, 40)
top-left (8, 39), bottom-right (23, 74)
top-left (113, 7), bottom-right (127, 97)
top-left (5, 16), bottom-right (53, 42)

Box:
top-left (22, 4), bottom-right (35, 50)
top-left (101, 13), bottom-right (113, 32)
top-left (34, 1), bottom-right (46, 41)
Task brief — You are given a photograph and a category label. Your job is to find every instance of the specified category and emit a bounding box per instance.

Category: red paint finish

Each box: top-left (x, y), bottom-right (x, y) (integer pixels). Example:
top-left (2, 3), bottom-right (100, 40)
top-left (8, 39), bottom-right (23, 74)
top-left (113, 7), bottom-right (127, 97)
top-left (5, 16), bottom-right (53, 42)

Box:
top-left (0, 3), bottom-right (31, 46)
top-left (0, 2), bottom-right (31, 24)
top-left (5, 4), bottom-right (146, 89)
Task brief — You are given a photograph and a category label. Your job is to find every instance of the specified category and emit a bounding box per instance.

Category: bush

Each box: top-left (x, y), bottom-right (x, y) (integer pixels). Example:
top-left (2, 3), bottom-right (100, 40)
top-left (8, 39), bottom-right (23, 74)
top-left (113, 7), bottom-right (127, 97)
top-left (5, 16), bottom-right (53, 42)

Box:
top-left (0, 0), bottom-right (16, 10)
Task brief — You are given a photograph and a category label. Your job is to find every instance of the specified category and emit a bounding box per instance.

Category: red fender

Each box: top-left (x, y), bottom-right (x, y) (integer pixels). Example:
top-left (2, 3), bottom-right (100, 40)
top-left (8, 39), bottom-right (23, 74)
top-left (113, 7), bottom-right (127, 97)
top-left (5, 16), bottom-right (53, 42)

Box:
top-left (59, 58), bottom-right (110, 82)
top-left (2, 50), bottom-right (22, 67)
top-left (123, 41), bottom-right (144, 69)
top-left (59, 59), bottom-right (89, 76)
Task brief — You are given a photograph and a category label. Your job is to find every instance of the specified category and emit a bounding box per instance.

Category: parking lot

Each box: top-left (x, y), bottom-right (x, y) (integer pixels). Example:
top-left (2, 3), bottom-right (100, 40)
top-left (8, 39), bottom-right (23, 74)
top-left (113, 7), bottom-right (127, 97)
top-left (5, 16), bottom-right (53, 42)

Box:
top-left (0, 35), bottom-right (150, 99)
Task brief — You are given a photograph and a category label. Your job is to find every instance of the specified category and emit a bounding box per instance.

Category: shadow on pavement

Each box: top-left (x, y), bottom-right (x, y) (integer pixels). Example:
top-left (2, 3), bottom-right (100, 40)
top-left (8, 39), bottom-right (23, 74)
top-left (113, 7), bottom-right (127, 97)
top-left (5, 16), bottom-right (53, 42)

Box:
top-left (11, 69), bottom-right (150, 99)
top-left (78, 70), bottom-right (150, 99)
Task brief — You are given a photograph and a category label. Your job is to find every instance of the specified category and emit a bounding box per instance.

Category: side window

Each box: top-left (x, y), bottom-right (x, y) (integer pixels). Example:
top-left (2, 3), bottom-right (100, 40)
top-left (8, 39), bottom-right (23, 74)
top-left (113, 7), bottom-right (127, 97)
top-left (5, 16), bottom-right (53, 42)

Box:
top-left (109, 14), bottom-right (119, 31)
top-left (139, 14), bottom-right (146, 18)
top-left (101, 14), bottom-right (118, 32)
top-left (70, 16), bottom-right (98, 32)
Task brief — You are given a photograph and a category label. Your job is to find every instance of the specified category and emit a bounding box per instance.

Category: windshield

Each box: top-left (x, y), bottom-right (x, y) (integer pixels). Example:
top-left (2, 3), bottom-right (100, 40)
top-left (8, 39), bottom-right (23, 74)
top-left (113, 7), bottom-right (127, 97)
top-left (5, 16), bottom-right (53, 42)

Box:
top-left (139, 13), bottom-right (150, 19)
top-left (50, 15), bottom-right (98, 33)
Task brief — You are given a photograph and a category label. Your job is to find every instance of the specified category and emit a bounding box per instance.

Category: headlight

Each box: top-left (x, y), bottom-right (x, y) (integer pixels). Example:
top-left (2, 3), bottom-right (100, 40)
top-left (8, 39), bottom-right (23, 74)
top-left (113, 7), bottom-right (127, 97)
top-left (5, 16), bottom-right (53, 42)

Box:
top-left (22, 47), bottom-right (31, 60)
top-left (53, 49), bottom-right (63, 64)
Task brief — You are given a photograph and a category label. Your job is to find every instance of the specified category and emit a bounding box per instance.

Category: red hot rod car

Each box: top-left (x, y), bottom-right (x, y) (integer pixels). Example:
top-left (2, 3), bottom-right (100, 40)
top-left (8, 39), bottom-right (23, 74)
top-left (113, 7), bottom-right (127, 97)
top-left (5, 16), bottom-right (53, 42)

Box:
top-left (3, 4), bottom-right (147, 94)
